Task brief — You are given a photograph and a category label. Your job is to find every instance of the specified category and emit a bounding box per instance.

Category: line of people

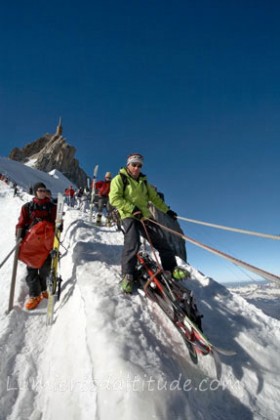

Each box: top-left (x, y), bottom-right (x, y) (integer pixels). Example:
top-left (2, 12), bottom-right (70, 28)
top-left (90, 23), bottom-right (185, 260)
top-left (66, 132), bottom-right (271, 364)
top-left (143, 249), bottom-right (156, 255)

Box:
top-left (15, 152), bottom-right (188, 310)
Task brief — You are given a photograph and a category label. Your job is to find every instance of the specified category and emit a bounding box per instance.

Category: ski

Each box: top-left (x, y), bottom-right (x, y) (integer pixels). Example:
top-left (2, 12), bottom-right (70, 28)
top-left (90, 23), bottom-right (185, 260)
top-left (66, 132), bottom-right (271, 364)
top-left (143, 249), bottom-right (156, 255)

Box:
top-left (7, 230), bottom-right (22, 313)
top-left (135, 251), bottom-right (236, 362)
top-left (89, 165), bottom-right (99, 223)
top-left (179, 313), bottom-right (236, 356)
top-left (180, 316), bottom-right (236, 356)
top-left (46, 193), bottom-right (64, 325)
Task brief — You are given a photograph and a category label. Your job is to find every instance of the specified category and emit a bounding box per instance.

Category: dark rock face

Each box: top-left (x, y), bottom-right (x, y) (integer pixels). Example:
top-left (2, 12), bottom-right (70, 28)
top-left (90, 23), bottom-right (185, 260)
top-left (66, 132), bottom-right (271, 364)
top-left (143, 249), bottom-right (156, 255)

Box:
top-left (9, 137), bottom-right (50, 162)
top-left (8, 128), bottom-right (89, 187)
top-left (9, 147), bottom-right (25, 161)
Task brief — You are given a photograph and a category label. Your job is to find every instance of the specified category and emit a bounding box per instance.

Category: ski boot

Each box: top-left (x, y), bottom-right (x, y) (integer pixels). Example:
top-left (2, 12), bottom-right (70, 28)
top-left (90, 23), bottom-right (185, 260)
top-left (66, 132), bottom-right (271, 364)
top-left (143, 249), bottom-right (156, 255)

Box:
top-left (121, 274), bottom-right (134, 294)
top-left (25, 295), bottom-right (43, 310)
top-left (173, 266), bottom-right (191, 280)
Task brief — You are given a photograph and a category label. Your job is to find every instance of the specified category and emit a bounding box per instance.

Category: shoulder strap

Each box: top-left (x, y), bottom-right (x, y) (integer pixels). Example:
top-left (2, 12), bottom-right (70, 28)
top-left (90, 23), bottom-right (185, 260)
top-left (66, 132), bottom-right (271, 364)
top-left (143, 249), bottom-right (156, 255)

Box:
top-left (27, 200), bottom-right (53, 217)
top-left (26, 201), bottom-right (33, 217)
top-left (119, 172), bottom-right (147, 195)
top-left (119, 172), bottom-right (128, 194)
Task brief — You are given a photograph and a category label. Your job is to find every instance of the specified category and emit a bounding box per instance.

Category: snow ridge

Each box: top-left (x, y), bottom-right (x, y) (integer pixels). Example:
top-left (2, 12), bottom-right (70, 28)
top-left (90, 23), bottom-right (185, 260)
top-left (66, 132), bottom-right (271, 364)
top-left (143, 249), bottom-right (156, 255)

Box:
top-left (0, 177), bottom-right (280, 419)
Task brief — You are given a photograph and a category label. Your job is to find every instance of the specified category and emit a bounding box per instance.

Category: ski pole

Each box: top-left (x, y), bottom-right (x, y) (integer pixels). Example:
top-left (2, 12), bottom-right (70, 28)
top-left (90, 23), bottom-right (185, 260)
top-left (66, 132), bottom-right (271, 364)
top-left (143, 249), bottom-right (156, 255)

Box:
top-left (8, 230), bottom-right (22, 313)
top-left (89, 165), bottom-right (99, 223)
top-left (0, 238), bottom-right (22, 270)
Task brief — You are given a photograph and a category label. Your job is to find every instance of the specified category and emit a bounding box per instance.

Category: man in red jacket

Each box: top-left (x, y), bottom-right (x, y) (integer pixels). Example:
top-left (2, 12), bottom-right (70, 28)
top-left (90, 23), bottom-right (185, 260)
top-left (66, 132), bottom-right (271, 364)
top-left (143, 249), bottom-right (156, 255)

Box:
top-left (16, 182), bottom-right (57, 310)
top-left (95, 172), bottom-right (113, 225)
top-left (64, 185), bottom-right (75, 206)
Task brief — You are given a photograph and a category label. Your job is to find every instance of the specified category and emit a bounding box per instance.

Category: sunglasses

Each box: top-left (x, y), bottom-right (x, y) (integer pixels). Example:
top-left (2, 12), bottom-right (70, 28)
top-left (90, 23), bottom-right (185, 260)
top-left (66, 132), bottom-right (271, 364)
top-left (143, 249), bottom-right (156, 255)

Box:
top-left (131, 163), bottom-right (142, 168)
top-left (37, 189), bottom-right (46, 192)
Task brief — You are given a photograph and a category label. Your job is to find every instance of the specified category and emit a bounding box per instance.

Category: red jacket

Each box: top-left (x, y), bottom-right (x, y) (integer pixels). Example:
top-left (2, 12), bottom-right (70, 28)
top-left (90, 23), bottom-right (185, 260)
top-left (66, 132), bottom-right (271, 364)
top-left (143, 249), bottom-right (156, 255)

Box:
top-left (16, 197), bottom-right (56, 235)
top-left (95, 180), bottom-right (111, 197)
top-left (65, 187), bottom-right (75, 197)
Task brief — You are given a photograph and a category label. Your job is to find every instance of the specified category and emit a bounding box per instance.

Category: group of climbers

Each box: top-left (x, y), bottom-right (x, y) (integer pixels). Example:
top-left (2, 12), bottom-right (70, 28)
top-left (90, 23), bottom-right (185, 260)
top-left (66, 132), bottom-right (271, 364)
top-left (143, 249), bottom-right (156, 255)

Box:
top-left (15, 152), bottom-right (188, 310)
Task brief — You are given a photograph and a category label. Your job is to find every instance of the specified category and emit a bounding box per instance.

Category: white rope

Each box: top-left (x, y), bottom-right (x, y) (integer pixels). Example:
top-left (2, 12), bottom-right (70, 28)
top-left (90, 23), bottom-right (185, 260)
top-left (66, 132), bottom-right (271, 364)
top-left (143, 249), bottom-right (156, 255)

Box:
top-left (177, 216), bottom-right (280, 240)
top-left (147, 219), bottom-right (280, 284)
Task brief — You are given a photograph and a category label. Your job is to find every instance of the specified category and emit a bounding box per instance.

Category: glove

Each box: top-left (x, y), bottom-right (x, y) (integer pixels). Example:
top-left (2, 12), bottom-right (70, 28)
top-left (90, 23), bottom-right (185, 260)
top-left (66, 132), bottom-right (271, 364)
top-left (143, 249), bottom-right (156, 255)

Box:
top-left (132, 206), bottom-right (143, 220)
top-left (166, 209), bottom-right (177, 220)
top-left (57, 222), bottom-right (64, 232)
top-left (15, 227), bottom-right (24, 239)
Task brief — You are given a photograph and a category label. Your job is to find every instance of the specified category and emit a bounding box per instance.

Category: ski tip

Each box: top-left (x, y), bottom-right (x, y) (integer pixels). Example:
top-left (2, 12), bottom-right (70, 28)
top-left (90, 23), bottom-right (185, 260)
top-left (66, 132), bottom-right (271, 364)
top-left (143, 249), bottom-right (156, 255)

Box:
top-left (137, 288), bottom-right (146, 297)
top-left (212, 346), bottom-right (237, 356)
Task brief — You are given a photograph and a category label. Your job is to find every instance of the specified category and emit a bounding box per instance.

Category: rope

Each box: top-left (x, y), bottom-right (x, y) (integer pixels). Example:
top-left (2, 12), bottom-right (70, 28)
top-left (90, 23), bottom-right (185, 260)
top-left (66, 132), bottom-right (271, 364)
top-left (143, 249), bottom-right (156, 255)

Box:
top-left (177, 216), bottom-right (280, 240)
top-left (140, 219), bottom-right (162, 270)
top-left (147, 218), bottom-right (280, 284)
top-left (139, 219), bottom-right (177, 300)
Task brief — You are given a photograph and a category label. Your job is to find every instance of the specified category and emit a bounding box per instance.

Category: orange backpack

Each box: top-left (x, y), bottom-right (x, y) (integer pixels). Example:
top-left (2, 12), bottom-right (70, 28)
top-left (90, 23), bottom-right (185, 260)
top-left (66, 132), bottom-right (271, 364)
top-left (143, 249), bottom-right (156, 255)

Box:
top-left (18, 221), bottom-right (55, 268)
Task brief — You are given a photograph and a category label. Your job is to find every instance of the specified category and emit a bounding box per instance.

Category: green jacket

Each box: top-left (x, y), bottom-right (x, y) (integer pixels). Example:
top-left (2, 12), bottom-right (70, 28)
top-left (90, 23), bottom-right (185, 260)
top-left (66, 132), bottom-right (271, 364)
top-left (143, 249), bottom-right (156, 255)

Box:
top-left (109, 167), bottom-right (169, 220)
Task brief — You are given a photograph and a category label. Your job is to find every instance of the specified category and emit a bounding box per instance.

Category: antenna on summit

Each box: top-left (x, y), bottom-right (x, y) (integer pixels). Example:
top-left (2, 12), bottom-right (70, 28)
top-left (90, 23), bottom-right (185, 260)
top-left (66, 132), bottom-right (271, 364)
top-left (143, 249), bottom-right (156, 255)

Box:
top-left (55, 117), bottom-right (63, 137)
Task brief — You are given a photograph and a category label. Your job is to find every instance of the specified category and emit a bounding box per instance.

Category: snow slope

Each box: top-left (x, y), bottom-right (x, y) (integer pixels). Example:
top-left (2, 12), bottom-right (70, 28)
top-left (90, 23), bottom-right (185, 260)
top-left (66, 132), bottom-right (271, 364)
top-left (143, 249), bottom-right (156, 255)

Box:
top-left (0, 156), bottom-right (75, 195)
top-left (0, 171), bottom-right (279, 420)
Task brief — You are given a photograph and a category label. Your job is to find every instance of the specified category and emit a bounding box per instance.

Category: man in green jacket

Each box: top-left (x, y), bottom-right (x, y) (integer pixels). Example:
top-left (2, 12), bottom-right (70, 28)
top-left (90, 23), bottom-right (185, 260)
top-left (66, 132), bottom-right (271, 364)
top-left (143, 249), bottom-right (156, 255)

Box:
top-left (109, 153), bottom-right (187, 293)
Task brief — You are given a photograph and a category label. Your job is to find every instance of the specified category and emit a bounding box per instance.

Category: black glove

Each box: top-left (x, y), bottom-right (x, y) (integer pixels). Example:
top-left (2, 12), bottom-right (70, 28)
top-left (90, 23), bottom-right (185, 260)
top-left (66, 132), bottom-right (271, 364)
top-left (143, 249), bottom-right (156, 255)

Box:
top-left (132, 206), bottom-right (143, 220)
top-left (166, 209), bottom-right (177, 220)
top-left (57, 222), bottom-right (64, 232)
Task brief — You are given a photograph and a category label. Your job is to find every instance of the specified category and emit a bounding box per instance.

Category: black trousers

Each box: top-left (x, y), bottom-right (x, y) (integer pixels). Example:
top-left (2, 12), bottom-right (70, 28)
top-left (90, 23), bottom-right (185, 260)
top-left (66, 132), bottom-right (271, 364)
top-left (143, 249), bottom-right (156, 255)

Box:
top-left (97, 196), bottom-right (113, 215)
top-left (121, 218), bottom-right (177, 276)
top-left (26, 255), bottom-right (51, 297)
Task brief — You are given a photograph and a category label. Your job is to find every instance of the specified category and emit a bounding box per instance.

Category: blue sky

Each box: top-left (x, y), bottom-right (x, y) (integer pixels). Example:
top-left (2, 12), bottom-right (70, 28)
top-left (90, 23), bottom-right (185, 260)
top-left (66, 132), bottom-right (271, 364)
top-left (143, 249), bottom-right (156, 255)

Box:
top-left (1, 0), bottom-right (279, 282)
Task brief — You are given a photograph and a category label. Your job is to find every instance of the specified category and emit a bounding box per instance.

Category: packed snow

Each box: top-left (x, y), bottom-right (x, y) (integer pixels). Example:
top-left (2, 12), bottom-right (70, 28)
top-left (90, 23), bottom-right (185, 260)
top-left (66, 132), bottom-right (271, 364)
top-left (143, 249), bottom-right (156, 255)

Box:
top-left (0, 161), bottom-right (279, 420)
top-left (0, 156), bottom-right (76, 194)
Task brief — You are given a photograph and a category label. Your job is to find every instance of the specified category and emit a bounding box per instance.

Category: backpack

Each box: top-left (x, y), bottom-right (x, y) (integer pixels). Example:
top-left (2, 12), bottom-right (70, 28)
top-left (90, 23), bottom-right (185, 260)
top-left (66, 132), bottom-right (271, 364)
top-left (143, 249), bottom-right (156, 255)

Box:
top-left (18, 200), bottom-right (56, 268)
top-left (18, 220), bottom-right (55, 268)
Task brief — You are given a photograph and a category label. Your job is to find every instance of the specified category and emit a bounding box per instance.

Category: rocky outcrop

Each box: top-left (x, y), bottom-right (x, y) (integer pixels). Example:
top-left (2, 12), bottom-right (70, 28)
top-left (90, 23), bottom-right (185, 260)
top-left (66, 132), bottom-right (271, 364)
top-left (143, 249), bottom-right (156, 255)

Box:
top-left (9, 137), bottom-right (50, 162)
top-left (8, 121), bottom-right (89, 187)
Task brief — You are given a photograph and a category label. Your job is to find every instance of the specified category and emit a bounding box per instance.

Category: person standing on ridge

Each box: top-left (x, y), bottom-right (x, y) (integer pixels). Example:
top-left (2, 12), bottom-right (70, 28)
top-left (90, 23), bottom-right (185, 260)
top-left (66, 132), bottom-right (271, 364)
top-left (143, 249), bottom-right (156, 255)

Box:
top-left (95, 172), bottom-right (113, 225)
top-left (64, 185), bottom-right (75, 206)
top-left (109, 153), bottom-right (189, 293)
top-left (15, 182), bottom-right (57, 310)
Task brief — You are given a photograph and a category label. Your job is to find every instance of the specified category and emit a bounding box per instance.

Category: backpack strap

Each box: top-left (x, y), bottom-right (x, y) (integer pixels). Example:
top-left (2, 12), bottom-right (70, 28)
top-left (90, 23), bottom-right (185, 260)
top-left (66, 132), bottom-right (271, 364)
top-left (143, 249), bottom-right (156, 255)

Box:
top-left (27, 201), bottom-right (54, 226)
top-left (119, 172), bottom-right (128, 194)
top-left (119, 172), bottom-right (148, 196)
